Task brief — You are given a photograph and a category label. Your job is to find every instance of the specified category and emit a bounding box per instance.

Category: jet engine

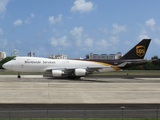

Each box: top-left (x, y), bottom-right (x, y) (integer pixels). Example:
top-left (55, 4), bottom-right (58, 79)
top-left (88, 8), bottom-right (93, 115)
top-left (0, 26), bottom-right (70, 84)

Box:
top-left (52, 70), bottom-right (64, 77)
top-left (75, 69), bottom-right (87, 76)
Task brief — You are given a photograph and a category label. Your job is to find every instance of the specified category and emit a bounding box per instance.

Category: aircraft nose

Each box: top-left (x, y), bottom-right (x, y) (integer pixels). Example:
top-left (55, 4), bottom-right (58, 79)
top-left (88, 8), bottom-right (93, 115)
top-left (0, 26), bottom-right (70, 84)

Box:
top-left (2, 63), bottom-right (7, 69)
top-left (2, 63), bottom-right (11, 70)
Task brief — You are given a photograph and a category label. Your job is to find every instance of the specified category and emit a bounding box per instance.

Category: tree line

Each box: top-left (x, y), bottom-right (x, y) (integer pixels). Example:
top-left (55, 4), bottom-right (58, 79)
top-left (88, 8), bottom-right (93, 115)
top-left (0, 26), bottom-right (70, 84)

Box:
top-left (0, 56), bottom-right (15, 69)
top-left (127, 56), bottom-right (160, 70)
top-left (0, 56), bottom-right (160, 70)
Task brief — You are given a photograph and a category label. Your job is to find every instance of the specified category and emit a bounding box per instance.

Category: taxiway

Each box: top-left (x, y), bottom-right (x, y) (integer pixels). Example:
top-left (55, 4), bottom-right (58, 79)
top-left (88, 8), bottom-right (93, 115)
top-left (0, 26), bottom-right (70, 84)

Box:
top-left (0, 75), bottom-right (160, 104)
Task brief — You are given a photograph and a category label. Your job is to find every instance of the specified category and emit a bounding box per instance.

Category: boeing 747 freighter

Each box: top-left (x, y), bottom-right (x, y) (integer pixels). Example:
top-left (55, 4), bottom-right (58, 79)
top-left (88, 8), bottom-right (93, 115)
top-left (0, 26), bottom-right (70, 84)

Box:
top-left (3, 39), bottom-right (151, 78)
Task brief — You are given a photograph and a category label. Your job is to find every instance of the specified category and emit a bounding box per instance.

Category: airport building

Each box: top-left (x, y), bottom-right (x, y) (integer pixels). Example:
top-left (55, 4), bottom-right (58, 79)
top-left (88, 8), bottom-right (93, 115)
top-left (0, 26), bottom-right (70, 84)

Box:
top-left (0, 51), bottom-right (6, 60)
top-left (86, 52), bottom-right (122, 60)
top-left (49, 54), bottom-right (67, 59)
top-left (11, 49), bottom-right (19, 57)
top-left (28, 51), bottom-right (35, 57)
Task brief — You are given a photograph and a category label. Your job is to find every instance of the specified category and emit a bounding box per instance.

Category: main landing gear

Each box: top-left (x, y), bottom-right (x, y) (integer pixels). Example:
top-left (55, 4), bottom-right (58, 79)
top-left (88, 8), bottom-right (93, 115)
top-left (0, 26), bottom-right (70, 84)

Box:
top-left (17, 73), bottom-right (21, 78)
top-left (67, 76), bottom-right (81, 79)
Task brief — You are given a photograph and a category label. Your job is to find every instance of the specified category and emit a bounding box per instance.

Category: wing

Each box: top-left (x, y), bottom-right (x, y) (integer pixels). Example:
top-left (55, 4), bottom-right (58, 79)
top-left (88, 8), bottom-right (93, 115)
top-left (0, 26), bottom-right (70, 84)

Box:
top-left (44, 66), bottom-right (112, 77)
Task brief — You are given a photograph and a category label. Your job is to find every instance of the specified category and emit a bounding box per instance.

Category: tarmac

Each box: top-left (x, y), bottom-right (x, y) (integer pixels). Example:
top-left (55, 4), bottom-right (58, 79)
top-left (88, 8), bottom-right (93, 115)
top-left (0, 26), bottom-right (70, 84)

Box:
top-left (0, 75), bottom-right (160, 104)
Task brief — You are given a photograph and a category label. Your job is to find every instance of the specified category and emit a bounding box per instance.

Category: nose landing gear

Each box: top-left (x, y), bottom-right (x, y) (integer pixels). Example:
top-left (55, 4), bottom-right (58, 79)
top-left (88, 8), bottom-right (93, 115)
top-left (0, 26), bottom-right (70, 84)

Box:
top-left (17, 73), bottom-right (21, 78)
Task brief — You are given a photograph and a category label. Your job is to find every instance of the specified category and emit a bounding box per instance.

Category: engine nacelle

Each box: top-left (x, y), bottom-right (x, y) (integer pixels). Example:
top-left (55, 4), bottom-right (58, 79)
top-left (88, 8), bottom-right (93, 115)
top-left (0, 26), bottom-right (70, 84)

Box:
top-left (52, 70), bottom-right (64, 77)
top-left (75, 69), bottom-right (87, 76)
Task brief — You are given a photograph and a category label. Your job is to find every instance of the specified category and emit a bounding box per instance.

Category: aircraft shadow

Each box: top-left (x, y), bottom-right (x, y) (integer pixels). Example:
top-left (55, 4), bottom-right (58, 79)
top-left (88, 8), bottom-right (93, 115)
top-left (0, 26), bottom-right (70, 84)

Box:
top-left (46, 77), bottom-right (109, 83)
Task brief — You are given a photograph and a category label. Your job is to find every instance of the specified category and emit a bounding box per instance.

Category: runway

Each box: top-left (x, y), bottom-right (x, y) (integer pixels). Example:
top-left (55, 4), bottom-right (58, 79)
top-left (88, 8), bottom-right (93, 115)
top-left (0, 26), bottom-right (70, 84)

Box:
top-left (0, 75), bottom-right (160, 104)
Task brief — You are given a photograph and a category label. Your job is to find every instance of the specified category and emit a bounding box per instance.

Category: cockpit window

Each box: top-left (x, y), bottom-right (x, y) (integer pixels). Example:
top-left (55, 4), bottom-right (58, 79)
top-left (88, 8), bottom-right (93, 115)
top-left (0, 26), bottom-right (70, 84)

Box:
top-left (13, 57), bottom-right (16, 60)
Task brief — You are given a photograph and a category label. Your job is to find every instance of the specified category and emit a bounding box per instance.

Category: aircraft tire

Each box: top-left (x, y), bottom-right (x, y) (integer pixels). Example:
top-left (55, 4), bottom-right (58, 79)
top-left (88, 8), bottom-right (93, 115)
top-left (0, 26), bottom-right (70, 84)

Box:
top-left (17, 73), bottom-right (21, 78)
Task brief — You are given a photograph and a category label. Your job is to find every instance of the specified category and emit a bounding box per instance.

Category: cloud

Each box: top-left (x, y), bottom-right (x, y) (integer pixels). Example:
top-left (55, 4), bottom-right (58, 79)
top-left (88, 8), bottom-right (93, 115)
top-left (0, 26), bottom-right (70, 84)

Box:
top-left (0, 0), bottom-right (9, 14)
top-left (48, 14), bottom-right (62, 25)
top-left (25, 19), bottom-right (30, 24)
top-left (112, 23), bottom-right (127, 34)
top-left (154, 38), bottom-right (160, 46)
top-left (0, 39), bottom-right (7, 48)
top-left (50, 36), bottom-right (70, 47)
top-left (145, 18), bottom-right (156, 31)
top-left (16, 39), bottom-right (23, 45)
top-left (137, 29), bottom-right (149, 40)
top-left (84, 38), bottom-right (93, 47)
top-left (70, 27), bottom-right (83, 46)
top-left (30, 13), bottom-right (34, 18)
top-left (0, 28), bottom-right (3, 35)
top-left (124, 41), bottom-right (131, 46)
top-left (100, 27), bottom-right (108, 35)
top-left (95, 39), bottom-right (111, 47)
top-left (13, 19), bottom-right (23, 26)
top-left (138, 33), bottom-right (149, 40)
top-left (71, 0), bottom-right (94, 13)
top-left (110, 36), bottom-right (119, 44)
top-left (33, 47), bottom-right (48, 57)
top-left (25, 13), bottom-right (35, 24)
top-left (48, 16), bottom-right (55, 24)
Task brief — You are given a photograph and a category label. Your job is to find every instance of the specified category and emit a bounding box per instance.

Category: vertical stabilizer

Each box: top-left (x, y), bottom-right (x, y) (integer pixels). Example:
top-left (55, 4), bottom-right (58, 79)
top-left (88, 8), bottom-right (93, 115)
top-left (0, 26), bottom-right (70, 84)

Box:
top-left (120, 39), bottom-right (151, 59)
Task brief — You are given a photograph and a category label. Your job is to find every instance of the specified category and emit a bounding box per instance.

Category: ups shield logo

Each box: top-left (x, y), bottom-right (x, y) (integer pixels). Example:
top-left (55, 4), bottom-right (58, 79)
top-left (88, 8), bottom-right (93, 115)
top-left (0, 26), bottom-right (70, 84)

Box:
top-left (136, 46), bottom-right (145, 57)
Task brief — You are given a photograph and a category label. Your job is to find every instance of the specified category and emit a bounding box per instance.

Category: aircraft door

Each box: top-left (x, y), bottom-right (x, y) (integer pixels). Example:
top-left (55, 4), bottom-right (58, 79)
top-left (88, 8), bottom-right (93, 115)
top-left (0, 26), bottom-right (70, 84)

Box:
top-left (21, 64), bottom-right (24, 69)
top-left (62, 60), bottom-right (69, 64)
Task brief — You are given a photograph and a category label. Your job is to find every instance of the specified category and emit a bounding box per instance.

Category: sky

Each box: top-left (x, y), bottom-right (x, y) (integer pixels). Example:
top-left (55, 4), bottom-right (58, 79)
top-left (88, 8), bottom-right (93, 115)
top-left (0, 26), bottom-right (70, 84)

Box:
top-left (0, 0), bottom-right (160, 59)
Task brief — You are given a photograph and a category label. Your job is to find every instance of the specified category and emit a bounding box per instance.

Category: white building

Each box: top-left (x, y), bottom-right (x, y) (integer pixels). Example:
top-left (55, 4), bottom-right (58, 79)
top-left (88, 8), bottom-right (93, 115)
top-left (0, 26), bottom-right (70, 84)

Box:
top-left (11, 49), bottom-right (19, 56)
top-left (86, 52), bottom-right (122, 60)
top-left (0, 52), bottom-right (6, 60)
top-left (49, 54), bottom-right (67, 59)
top-left (28, 51), bottom-right (35, 57)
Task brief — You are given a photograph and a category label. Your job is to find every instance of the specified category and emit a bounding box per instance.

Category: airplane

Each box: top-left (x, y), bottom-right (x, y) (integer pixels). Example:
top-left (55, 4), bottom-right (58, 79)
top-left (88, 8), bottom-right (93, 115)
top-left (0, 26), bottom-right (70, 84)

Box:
top-left (3, 39), bottom-right (151, 79)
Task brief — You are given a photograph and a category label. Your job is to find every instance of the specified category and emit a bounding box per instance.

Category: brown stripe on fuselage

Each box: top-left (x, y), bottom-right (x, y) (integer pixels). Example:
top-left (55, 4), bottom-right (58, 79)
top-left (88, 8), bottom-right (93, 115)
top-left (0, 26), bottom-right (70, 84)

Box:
top-left (111, 65), bottom-right (121, 70)
top-left (70, 59), bottom-right (121, 69)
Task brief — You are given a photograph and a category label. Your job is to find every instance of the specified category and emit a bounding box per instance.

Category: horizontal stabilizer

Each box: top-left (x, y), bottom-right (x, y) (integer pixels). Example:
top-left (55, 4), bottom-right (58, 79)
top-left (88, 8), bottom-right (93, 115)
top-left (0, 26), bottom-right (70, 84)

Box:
top-left (117, 62), bottom-right (130, 67)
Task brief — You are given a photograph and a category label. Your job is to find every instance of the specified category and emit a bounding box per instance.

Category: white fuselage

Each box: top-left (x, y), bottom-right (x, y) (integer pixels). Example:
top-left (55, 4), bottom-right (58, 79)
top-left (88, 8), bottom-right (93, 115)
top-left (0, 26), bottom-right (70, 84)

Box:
top-left (3, 57), bottom-right (119, 73)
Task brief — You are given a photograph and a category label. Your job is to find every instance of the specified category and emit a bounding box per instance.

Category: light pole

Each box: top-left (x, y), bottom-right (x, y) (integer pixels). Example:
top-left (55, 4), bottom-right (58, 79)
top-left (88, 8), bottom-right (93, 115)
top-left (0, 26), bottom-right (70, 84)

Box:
top-left (121, 105), bottom-right (125, 120)
top-left (157, 107), bottom-right (159, 120)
